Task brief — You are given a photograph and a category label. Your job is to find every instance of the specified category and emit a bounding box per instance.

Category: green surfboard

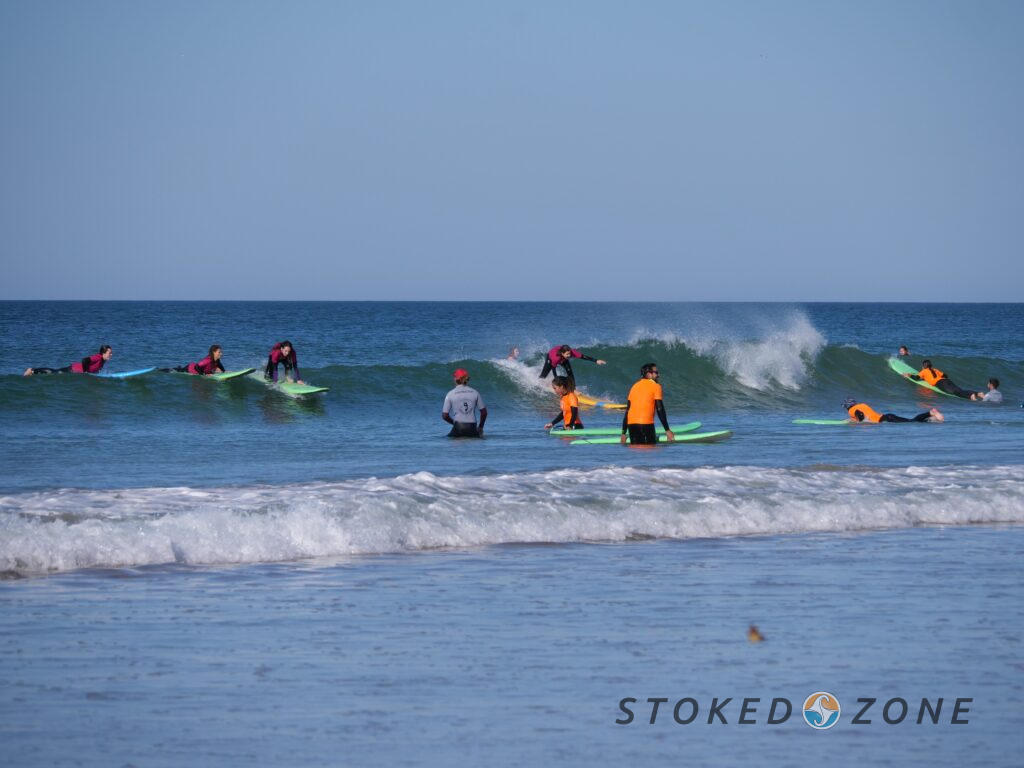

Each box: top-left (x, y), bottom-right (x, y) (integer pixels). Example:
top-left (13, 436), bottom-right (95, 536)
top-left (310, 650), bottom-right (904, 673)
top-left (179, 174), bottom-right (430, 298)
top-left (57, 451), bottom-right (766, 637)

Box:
top-left (274, 380), bottom-right (329, 396)
top-left (792, 418), bottom-right (854, 425)
top-left (550, 421), bottom-right (701, 437)
top-left (208, 368), bottom-right (256, 382)
top-left (570, 430), bottom-right (733, 445)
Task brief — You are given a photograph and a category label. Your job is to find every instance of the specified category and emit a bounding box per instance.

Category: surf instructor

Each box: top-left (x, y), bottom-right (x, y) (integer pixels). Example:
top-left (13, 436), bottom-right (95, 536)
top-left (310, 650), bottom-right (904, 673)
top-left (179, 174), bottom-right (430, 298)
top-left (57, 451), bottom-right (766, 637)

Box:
top-left (621, 363), bottom-right (674, 445)
top-left (443, 368), bottom-right (487, 438)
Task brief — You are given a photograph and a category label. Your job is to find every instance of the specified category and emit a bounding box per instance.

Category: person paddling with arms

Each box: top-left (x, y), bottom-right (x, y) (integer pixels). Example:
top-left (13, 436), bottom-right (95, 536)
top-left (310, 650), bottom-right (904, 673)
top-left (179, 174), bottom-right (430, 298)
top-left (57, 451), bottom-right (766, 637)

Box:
top-left (621, 363), bottom-right (674, 445)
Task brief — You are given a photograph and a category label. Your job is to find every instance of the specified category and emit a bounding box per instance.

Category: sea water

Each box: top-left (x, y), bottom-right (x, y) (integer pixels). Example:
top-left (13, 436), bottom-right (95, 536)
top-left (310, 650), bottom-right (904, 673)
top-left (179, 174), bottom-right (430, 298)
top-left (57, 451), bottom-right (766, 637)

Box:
top-left (1, 302), bottom-right (1022, 765)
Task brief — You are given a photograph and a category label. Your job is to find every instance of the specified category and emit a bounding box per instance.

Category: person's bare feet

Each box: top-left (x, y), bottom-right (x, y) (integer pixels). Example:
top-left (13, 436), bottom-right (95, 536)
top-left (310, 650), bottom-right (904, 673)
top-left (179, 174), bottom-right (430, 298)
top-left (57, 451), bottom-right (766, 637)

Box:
top-left (929, 408), bottom-right (944, 423)
top-left (23, 368), bottom-right (33, 376)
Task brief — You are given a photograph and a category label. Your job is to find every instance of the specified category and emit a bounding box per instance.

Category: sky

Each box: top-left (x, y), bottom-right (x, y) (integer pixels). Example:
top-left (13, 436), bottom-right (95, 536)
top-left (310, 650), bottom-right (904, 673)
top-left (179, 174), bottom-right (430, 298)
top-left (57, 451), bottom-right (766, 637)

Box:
top-left (1, 0), bottom-right (1022, 301)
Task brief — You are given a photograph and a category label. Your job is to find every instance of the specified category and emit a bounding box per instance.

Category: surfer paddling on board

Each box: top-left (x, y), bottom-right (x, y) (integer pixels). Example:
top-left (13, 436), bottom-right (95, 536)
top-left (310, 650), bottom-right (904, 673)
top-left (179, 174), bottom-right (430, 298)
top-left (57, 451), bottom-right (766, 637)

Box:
top-left (545, 376), bottom-right (583, 431)
top-left (621, 363), bottom-right (674, 445)
top-left (25, 345), bottom-right (112, 376)
top-left (539, 344), bottom-right (606, 386)
top-left (443, 368), bottom-right (487, 438)
top-left (843, 398), bottom-right (944, 423)
top-left (264, 341), bottom-right (304, 385)
top-left (161, 345), bottom-right (226, 375)
top-left (902, 359), bottom-right (974, 399)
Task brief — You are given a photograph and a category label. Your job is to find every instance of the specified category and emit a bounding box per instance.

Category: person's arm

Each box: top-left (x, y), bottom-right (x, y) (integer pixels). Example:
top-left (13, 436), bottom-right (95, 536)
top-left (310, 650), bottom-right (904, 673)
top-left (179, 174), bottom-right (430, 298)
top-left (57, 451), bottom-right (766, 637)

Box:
top-left (568, 405), bottom-right (580, 426)
top-left (215, 360), bottom-right (225, 373)
top-left (655, 399), bottom-right (674, 441)
top-left (478, 407), bottom-right (487, 432)
top-left (546, 410), bottom-right (565, 429)
top-left (577, 354), bottom-right (607, 366)
top-left (621, 401), bottom-right (630, 443)
top-left (81, 356), bottom-right (93, 373)
top-left (442, 396), bottom-right (454, 424)
top-left (852, 408), bottom-right (865, 422)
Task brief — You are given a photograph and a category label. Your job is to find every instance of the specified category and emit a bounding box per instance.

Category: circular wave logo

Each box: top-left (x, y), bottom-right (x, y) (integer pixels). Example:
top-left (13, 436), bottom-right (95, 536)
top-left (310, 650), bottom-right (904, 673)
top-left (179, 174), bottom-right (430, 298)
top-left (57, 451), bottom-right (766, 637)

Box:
top-left (802, 692), bottom-right (841, 729)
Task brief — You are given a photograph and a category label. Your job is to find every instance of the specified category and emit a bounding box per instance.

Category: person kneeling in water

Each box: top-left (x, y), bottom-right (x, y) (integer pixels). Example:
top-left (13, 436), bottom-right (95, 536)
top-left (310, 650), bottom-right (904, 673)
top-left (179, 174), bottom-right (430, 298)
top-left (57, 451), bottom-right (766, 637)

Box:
top-left (545, 376), bottom-right (583, 430)
top-left (25, 345), bottom-right (112, 375)
top-left (843, 398), bottom-right (943, 423)
top-left (162, 345), bottom-right (226, 375)
top-left (443, 368), bottom-right (488, 437)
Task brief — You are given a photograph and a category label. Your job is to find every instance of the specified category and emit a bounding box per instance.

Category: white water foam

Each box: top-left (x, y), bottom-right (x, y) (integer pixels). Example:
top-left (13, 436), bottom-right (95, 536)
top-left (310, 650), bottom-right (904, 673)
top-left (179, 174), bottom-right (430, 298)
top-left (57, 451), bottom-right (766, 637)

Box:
top-left (2, 465), bottom-right (1022, 575)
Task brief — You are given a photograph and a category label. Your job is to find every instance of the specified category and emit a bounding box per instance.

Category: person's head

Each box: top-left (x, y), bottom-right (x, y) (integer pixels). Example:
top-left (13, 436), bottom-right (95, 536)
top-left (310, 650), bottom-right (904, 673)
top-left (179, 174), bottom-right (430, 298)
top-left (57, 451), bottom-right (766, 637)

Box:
top-left (279, 341), bottom-right (293, 357)
top-left (842, 397), bottom-right (857, 411)
top-left (551, 375), bottom-right (573, 395)
top-left (209, 344), bottom-right (222, 361)
top-left (989, 378), bottom-right (1000, 390)
top-left (898, 345), bottom-right (909, 356)
top-left (453, 368), bottom-right (470, 386)
top-left (640, 362), bottom-right (659, 379)
top-left (922, 359), bottom-right (932, 369)
top-left (559, 344), bottom-right (572, 359)
top-left (99, 345), bottom-right (112, 360)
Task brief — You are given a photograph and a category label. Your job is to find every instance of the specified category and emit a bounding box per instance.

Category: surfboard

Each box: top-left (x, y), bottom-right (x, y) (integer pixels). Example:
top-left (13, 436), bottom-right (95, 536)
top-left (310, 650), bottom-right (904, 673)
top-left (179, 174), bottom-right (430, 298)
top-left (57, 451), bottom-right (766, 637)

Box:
top-left (792, 419), bottom-right (854, 425)
top-left (208, 368), bottom-right (256, 382)
top-left (273, 380), bottom-right (329, 397)
top-left (888, 358), bottom-right (953, 397)
top-left (91, 367), bottom-right (156, 379)
top-left (570, 430), bottom-right (733, 445)
top-left (551, 421), bottom-right (701, 437)
top-left (576, 392), bottom-right (627, 409)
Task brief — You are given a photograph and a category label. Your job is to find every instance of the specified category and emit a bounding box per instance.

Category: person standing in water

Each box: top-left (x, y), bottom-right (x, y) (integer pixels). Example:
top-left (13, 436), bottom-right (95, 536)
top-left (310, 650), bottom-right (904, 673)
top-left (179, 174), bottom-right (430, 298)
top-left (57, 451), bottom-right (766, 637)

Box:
top-left (545, 376), bottom-right (583, 431)
top-left (971, 378), bottom-right (1003, 403)
top-left (843, 398), bottom-right (944, 423)
top-left (903, 359), bottom-right (975, 399)
top-left (162, 345), bottom-right (226, 375)
top-left (539, 344), bottom-right (606, 385)
top-left (442, 368), bottom-right (487, 438)
top-left (25, 345), bottom-right (113, 375)
top-left (621, 363), bottom-right (674, 445)
top-left (264, 341), bottom-right (303, 384)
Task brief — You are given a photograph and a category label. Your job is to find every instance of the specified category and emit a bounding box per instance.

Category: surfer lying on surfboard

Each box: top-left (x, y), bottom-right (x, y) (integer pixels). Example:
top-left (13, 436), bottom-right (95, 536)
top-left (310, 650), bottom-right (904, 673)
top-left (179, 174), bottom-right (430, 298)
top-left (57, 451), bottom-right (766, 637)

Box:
top-left (24, 345), bottom-right (112, 375)
top-left (545, 376), bottom-right (584, 431)
top-left (160, 345), bottom-right (226, 375)
top-left (843, 398), bottom-right (944, 423)
top-left (264, 341), bottom-right (304, 385)
top-left (902, 360), bottom-right (974, 399)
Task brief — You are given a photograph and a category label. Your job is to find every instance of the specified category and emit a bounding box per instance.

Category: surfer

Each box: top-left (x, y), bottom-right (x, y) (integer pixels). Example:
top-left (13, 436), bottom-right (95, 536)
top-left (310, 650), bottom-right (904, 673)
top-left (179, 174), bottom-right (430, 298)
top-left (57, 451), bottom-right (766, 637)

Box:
top-left (264, 341), bottom-right (303, 384)
top-left (545, 376), bottom-right (583, 430)
top-left (898, 345), bottom-right (911, 358)
top-left (971, 378), bottom-right (1003, 403)
top-left (443, 368), bottom-right (487, 438)
top-left (902, 359), bottom-right (974, 399)
top-left (620, 363), bottom-right (675, 445)
top-left (162, 345), bottom-right (226, 375)
top-left (843, 398), bottom-right (944, 423)
top-left (24, 345), bottom-right (112, 375)
top-left (539, 344), bottom-right (606, 384)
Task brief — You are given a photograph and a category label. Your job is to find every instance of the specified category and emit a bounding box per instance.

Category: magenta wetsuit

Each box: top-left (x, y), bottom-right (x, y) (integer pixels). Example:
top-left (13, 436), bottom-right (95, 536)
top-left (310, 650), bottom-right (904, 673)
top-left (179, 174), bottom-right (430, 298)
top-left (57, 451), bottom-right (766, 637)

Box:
top-left (264, 344), bottom-right (300, 382)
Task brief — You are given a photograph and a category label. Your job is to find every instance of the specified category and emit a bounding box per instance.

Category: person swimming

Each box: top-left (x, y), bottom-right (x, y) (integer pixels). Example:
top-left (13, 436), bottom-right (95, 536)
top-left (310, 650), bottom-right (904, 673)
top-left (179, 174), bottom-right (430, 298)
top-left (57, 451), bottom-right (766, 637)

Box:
top-left (161, 345), bottom-right (226, 375)
top-left (25, 345), bottom-right (112, 376)
top-left (264, 341), bottom-right (303, 384)
top-left (843, 398), bottom-right (943, 423)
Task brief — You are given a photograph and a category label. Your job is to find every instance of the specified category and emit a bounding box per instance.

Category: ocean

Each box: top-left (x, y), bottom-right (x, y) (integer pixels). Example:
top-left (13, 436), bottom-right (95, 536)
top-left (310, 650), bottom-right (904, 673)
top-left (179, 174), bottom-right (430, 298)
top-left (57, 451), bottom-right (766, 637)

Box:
top-left (1, 301), bottom-right (1022, 765)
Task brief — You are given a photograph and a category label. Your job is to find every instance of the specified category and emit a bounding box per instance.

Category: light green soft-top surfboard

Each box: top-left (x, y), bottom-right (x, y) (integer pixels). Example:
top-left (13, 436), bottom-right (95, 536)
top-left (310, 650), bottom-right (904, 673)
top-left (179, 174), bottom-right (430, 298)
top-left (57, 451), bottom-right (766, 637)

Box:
top-left (274, 380), bottom-right (329, 396)
top-left (208, 368), bottom-right (256, 382)
top-left (888, 358), bottom-right (953, 397)
top-left (92, 367), bottom-right (156, 379)
top-left (550, 421), bottom-right (701, 437)
top-left (570, 430), bottom-right (733, 445)
top-left (792, 418), bottom-right (855, 425)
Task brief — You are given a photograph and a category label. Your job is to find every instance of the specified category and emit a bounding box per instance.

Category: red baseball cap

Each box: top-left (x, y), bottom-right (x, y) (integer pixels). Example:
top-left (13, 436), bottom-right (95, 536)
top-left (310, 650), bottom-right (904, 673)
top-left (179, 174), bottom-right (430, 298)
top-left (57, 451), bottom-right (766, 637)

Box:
top-left (453, 368), bottom-right (469, 379)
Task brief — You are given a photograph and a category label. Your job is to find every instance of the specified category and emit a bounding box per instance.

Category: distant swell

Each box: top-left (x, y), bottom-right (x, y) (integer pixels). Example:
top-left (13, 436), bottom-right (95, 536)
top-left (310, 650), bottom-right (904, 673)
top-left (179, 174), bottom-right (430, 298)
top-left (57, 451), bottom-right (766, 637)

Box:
top-left (2, 465), bottom-right (1022, 575)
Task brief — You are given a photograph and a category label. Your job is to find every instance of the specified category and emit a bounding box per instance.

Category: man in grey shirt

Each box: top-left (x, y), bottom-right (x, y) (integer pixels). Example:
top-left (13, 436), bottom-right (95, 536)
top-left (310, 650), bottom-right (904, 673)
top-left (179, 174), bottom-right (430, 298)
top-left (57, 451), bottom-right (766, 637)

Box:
top-left (972, 378), bottom-right (1003, 403)
top-left (443, 368), bottom-right (488, 437)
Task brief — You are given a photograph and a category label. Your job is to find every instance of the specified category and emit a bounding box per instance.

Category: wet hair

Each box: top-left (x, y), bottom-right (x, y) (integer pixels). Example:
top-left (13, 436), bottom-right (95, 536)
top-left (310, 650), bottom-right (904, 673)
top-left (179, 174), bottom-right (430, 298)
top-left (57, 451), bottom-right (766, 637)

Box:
top-left (922, 359), bottom-right (932, 368)
top-left (559, 344), bottom-right (572, 355)
top-left (551, 375), bottom-right (575, 393)
top-left (640, 362), bottom-right (658, 376)
top-left (899, 345), bottom-right (909, 354)
top-left (99, 345), bottom-right (112, 355)
top-left (209, 344), bottom-right (222, 358)
top-left (280, 340), bottom-right (293, 350)
top-left (843, 397), bottom-right (857, 410)
top-left (989, 378), bottom-right (1000, 388)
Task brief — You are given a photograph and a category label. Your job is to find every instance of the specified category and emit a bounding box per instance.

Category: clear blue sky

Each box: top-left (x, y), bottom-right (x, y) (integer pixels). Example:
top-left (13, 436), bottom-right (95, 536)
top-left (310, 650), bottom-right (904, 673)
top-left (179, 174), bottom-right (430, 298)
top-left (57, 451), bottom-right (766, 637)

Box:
top-left (2, 1), bottom-right (1021, 301)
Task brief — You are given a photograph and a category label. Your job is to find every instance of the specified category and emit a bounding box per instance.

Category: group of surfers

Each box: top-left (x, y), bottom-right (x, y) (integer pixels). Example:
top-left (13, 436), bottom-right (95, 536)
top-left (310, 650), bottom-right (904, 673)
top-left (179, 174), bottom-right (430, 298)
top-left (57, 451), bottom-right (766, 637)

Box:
top-left (24, 341), bottom-right (304, 384)
top-left (444, 344), bottom-right (1004, 440)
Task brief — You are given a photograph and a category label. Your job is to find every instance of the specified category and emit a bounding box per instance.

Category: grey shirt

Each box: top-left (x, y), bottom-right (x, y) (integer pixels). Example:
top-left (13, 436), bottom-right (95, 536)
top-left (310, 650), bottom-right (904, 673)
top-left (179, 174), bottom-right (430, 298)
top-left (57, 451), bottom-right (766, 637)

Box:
top-left (444, 385), bottom-right (485, 423)
top-left (979, 388), bottom-right (1003, 403)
